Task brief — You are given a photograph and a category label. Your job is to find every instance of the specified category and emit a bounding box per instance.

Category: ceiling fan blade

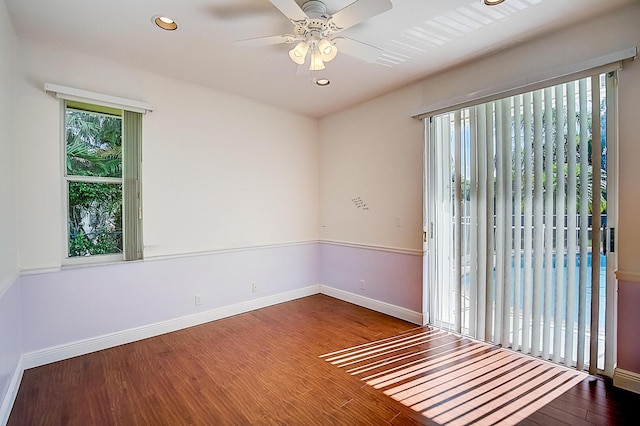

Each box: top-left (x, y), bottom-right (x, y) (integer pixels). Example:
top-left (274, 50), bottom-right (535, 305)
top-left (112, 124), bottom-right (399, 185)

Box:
top-left (269, 0), bottom-right (308, 22)
top-left (235, 34), bottom-right (295, 48)
top-left (331, 0), bottom-right (392, 31)
top-left (335, 37), bottom-right (383, 63)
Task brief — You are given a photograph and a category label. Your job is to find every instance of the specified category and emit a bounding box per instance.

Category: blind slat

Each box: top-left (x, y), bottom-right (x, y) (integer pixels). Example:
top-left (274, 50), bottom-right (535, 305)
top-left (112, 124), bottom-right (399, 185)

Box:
top-left (542, 87), bottom-right (555, 360)
top-left (513, 95), bottom-right (523, 351)
top-left (531, 90), bottom-right (544, 358)
top-left (501, 97), bottom-right (513, 347)
top-left (576, 79), bottom-right (589, 371)
top-left (454, 111), bottom-right (463, 334)
top-left (123, 111), bottom-right (143, 261)
top-left (469, 109), bottom-right (479, 337)
top-left (553, 84), bottom-right (566, 364)
top-left (476, 105), bottom-right (488, 341)
top-left (485, 103), bottom-right (496, 341)
top-left (522, 92), bottom-right (534, 355)
top-left (494, 101), bottom-right (505, 344)
top-left (589, 75), bottom-right (602, 374)
top-left (565, 81), bottom-right (578, 367)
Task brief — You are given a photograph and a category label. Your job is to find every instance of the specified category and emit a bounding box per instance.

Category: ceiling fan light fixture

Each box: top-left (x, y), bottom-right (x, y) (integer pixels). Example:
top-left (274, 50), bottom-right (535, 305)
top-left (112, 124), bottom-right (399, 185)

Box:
top-left (288, 41), bottom-right (309, 65)
top-left (309, 53), bottom-right (325, 71)
top-left (249, 0), bottom-right (393, 73)
top-left (318, 39), bottom-right (338, 62)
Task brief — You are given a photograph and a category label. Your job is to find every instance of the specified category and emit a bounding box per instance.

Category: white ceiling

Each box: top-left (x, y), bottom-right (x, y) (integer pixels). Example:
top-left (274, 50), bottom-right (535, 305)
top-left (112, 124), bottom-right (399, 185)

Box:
top-left (4, 0), bottom-right (636, 117)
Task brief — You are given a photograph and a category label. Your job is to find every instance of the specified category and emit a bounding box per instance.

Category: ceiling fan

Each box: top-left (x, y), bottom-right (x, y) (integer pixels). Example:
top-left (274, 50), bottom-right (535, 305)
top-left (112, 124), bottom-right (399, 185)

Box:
top-left (238, 0), bottom-right (393, 72)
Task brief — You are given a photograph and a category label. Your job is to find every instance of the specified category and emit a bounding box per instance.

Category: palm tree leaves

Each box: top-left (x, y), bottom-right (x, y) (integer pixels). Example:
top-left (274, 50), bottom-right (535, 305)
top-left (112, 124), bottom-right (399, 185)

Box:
top-left (66, 109), bottom-right (122, 177)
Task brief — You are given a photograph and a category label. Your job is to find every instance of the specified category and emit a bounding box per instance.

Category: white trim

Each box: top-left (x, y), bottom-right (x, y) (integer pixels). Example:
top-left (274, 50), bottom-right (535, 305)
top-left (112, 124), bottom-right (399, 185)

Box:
top-left (66, 175), bottom-right (122, 184)
top-left (615, 270), bottom-right (640, 283)
top-left (320, 239), bottom-right (423, 256)
top-left (0, 272), bottom-right (19, 299)
top-left (319, 284), bottom-right (423, 325)
top-left (144, 240), bottom-right (320, 262)
top-left (60, 98), bottom-right (68, 266)
top-left (62, 253), bottom-right (124, 268)
top-left (412, 47), bottom-right (637, 119)
top-left (604, 72), bottom-right (619, 378)
top-left (19, 266), bottom-right (62, 276)
top-left (0, 355), bottom-right (24, 426)
top-left (44, 83), bottom-right (153, 113)
top-left (22, 285), bottom-right (320, 369)
top-left (20, 241), bottom-right (420, 273)
top-left (19, 242), bottom-right (320, 274)
top-left (613, 368), bottom-right (640, 394)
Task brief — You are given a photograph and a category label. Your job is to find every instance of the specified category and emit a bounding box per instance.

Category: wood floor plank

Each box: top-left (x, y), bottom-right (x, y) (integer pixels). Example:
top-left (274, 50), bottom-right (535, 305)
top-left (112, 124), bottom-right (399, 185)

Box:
top-left (8, 294), bottom-right (640, 425)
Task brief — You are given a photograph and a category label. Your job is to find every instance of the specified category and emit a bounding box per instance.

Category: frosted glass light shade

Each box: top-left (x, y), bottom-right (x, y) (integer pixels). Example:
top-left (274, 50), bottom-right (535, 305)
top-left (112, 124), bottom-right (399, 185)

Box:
top-left (288, 42), bottom-right (309, 65)
top-left (309, 52), bottom-right (325, 71)
top-left (318, 39), bottom-right (337, 62)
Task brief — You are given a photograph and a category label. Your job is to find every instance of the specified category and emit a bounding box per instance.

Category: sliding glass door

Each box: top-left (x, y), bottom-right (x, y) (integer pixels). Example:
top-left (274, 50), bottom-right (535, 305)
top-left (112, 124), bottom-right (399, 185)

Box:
top-left (425, 72), bottom-right (617, 375)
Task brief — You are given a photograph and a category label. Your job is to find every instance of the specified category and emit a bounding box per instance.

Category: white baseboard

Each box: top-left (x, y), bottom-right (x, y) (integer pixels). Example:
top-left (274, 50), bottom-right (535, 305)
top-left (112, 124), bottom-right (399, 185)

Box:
top-left (23, 285), bottom-right (320, 369)
top-left (319, 285), bottom-right (423, 325)
top-left (22, 285), bottom-right (422, 370)
top-left (614, 367), bottom-right (640, 394)
top-left (7, 284), bottom-right (421, 423)
top-left (0, 355), bottom-right (24, 426)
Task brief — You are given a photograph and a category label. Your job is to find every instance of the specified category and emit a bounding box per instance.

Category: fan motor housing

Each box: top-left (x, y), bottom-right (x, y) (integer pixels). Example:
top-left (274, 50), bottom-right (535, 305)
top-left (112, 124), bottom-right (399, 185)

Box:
top-left (301, 0), bottom-right (328, 17)
top-left (293, 18), bottom-right (331, 39)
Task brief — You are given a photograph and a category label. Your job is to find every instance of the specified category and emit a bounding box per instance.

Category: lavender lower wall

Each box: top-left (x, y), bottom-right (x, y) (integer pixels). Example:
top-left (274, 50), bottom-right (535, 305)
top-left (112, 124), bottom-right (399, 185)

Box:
top-left (617, 280), bottom-right (640, 374)
top-left (20, 243), bottom-right (319, 354)
top-left (319, 242), bottom-right (423, 313)
top-left (0, 276), bottom-right (22, 422)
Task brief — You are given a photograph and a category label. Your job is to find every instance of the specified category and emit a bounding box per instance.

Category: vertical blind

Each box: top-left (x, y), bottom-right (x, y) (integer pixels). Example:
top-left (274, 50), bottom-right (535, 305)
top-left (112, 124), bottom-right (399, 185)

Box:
top-left (426, 72), bottom-right (615, 374)
top-left (123, 111), bottom-right (143, 261)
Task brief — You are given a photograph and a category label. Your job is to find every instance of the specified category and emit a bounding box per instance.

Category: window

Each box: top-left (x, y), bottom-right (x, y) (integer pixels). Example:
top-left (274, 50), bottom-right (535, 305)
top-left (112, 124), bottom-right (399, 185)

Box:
top-left (63, 101), bottom-right (142, 263)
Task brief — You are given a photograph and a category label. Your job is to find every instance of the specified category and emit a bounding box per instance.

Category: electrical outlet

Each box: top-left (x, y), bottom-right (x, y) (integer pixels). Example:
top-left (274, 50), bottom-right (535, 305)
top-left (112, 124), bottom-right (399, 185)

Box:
top-left (252, 282), bottom-right (258, 293)
top-left (360, 279), bottom-right (366, 290)
top-left (194, 294), bottom-right (202, 306)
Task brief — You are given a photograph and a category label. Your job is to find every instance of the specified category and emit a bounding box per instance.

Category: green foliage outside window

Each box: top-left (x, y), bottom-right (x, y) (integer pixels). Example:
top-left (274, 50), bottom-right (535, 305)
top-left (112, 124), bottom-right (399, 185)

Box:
top-left (68, 182), bottom-right (123, 256)
top-left (66, 106), bottom-right (124, 257)
top-left (66, 108), bottom-right (122, 177)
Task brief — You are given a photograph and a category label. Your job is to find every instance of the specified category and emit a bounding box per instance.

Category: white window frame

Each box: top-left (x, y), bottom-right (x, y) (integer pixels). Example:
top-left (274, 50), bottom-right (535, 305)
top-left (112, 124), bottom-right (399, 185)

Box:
top-left (61, 102), bottom-right (124, 265)
top-left (48, 84), bottom-right (151, 266)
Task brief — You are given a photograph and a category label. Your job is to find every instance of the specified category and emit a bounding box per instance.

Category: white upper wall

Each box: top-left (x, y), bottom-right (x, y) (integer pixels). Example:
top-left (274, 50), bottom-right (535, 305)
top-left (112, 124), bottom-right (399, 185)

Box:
top-left (319, 85), bottom-right (424, 251)
top-left (15, 40), bottom-right (320, 270)
top-left (0, 0), bottom-right (18, 289)
top-left (319, 2), bottom-right (640, 268)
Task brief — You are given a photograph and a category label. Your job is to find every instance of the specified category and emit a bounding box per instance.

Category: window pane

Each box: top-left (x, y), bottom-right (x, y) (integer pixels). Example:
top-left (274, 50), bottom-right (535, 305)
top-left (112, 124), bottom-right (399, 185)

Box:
top-left (68, 182), bottom-right (123, 257)
top-left (66, 108), bottom-right (122, 178)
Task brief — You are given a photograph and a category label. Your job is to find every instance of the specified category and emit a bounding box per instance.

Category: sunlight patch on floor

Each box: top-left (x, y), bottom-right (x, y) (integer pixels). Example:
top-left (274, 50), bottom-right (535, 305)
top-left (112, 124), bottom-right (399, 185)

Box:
top-left (321, 327), bottom-right (587, 425)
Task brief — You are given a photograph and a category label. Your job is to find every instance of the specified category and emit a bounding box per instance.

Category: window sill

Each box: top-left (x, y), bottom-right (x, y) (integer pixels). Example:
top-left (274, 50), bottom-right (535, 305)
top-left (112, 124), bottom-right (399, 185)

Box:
top-left (62, 254), bottom-right (125, 270)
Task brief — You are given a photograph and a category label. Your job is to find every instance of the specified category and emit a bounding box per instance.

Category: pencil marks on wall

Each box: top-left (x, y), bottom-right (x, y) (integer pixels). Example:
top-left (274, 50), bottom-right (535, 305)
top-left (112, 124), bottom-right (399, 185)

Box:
top-left (352, 196), bottom-right (369, 211)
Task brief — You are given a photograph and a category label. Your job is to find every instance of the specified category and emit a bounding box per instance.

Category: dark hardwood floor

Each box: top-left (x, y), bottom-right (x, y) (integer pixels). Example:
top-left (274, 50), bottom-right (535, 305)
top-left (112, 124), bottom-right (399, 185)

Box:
top-left (8, 294), bottom-right (640, 425)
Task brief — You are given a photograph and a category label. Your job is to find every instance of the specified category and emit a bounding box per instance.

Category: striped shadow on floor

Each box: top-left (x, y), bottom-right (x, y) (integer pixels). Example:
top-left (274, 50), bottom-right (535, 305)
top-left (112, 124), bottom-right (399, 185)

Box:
top-left (320, 327), bottom-right (587, 426)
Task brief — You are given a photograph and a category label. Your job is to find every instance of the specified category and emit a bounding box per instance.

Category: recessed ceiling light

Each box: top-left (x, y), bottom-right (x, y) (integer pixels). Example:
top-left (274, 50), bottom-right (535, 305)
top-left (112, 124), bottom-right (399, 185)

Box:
top-left (316, 79), bottom-right (330, 87)
top-left (484, 0), bottom-right (506, 5)
top-left (153, 15), bottom-right (178, 31)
